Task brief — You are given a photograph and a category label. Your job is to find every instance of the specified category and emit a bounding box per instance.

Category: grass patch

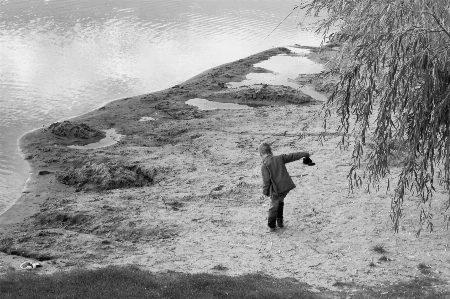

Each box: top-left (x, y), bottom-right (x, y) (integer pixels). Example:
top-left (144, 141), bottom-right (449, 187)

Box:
top-left (166, 200), bottom-right (184, 211)
top-left (0, 266), bottom-right (322, 299)
top-left (376, 277), bottom-right (448, 298)
top-left (333, 277), bottom-right (450, 298)
top-left (332, 281), bottom-right (353, 287)
top-left (418, 263), bottom-right (432, 275)
top-left (211, 264), bottom-right (228, 271)
top-left (0, 266), bottom-right (448, 299)
top-left (0, 237), bottom-right (54, 261)
top-left (378, 255), bottom-right (392, 262)
top-left (372, 244), bottom-right (387, 254)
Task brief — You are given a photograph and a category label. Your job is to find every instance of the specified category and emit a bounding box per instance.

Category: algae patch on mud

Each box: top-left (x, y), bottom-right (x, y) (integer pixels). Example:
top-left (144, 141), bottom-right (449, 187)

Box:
top-left (49, 121), bottom-right (105, 141)
top-left (56, 162), bottom-right (155, 191)
top-left (68, 129), bottom-right (124, 150)
top-left (185, 98), bottom-right (252, 110)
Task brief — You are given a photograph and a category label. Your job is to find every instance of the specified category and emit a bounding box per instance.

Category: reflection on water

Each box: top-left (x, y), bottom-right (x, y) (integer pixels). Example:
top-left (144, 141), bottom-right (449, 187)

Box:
top-left (299, 86), bottom-right (328, 102)
top-left (227, 50), bottom-right (327, 103)
top-left (186, 98), bottom-right (252, 110)
top-left (0, 0), bottom-right (326, 213)
top-left (139, 117), bottom-right (156, 122)
top-left (228, 53), bottom-right (325, 89)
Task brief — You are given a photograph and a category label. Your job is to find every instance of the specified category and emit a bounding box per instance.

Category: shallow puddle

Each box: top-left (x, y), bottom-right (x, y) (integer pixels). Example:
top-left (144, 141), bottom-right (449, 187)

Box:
top-left (299, 86), bottom-right (328, 102)
top-left (227, 54), bottom-right (324, 90)
top-left (139, 116), bottom-right (156, 121)
top-left (185, 98), bottom-right (252, 110)
top-left (68, 128), bottom-right (124, 149)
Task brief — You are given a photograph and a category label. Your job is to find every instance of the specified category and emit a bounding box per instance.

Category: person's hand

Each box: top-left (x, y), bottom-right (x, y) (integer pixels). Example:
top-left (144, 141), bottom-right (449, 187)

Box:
top-left (259, 195), bottom-right (268, 203)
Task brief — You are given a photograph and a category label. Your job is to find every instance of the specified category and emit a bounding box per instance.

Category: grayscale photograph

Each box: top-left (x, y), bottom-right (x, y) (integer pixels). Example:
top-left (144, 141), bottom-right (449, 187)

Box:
top-left (1, 0), bottom-right (449, 298)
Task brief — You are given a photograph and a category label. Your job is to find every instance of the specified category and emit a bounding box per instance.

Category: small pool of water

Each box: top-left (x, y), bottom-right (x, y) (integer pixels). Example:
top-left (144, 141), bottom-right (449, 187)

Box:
top-left (68, 128), bottom-right (124, 149)
top-left (185, 98), bottom-right (252, 110)
top-left (299, 86), bottom-right (328, 102)
top-left (139, 117), bottom-right (156, 122)
top-left (227, 54), bottom-right (324, 89)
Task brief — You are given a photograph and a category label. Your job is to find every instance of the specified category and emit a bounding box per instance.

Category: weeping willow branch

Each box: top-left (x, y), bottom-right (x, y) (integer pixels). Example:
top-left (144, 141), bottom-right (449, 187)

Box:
top-left (303, 0), bottom-right (450, 233)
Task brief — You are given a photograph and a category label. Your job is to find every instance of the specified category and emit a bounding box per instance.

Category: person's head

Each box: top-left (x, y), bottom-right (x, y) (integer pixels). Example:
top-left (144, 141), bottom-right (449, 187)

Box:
top-left (258, 142), bottom-right (272, 157)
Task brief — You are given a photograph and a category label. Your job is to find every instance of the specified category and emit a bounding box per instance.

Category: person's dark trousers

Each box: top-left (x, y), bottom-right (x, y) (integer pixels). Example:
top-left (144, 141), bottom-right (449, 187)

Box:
top-left (268, 191), bottom-right (289, 228)
top-left (277, 202), bottom-right (284, 227)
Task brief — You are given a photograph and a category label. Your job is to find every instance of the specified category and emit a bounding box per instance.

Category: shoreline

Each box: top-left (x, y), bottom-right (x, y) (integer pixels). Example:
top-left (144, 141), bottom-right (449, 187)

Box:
top-left (0, 46), bottom-right (319, 226)
top-left (0, 127), bottom-right (45, 224)
top-left (1, 44), bottom-right (450, 293)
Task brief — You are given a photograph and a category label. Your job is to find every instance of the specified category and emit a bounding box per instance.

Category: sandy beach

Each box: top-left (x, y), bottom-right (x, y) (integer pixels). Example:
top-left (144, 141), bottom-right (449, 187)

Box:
top-left (1, 45), bottom-right (449, 293)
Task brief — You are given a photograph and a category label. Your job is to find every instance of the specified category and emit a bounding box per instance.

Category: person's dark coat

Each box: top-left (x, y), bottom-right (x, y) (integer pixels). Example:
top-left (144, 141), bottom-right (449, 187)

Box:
top-left (261, 152), bottom-right (309, 196)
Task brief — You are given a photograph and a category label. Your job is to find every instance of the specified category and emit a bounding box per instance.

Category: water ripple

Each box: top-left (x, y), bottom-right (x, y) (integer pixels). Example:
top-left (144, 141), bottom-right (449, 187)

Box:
top-left (0, 0), bottom-right (325, 214)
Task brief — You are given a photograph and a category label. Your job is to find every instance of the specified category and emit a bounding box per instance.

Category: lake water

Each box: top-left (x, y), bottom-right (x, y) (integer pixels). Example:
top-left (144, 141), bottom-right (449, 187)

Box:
top-left (0, 0), bottom-right (326, 214)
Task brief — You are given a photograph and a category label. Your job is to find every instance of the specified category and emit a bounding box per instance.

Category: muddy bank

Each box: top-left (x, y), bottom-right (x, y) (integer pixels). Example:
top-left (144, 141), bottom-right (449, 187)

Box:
top-left (0, 46), bottom-right (322, 260)
top-left (1, 44), bottom-right (449, 294)
top-left (0, 47), bottom-right (309, 226)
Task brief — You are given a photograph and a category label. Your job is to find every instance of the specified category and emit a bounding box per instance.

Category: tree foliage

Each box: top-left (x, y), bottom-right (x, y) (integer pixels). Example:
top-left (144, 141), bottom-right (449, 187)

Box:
top-left (303, 0), bottom-right (450, 232)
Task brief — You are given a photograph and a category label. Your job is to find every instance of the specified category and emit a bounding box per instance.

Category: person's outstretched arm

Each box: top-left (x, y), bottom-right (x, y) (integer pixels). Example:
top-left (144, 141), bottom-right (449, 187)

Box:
top-left (282, 152), bottom-right (310, 163)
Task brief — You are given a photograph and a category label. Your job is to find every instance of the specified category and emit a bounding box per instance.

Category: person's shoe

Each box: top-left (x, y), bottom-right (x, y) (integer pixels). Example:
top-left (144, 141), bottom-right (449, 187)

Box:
top-left (268, 226), bottom-right (277, 232)
top-left (276, 218), bottom-right (284, 228)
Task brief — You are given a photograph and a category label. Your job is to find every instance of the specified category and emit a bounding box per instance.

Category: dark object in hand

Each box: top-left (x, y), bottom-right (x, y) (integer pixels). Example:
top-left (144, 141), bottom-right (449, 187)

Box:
top-left (303, 157), bottom-right (315, 166)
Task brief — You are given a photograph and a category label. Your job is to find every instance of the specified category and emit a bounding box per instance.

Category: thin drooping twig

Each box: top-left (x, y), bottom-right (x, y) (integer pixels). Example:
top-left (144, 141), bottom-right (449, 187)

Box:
top-left (264, 6), bottom-right (298, 40)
